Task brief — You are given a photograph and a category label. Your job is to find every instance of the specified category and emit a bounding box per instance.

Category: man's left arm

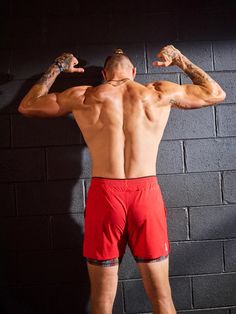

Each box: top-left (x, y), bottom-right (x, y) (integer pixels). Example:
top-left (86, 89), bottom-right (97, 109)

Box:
top-left (18, 53), bottom-right (89, 117)
top-left (152, 45), bottom-right (226, 109)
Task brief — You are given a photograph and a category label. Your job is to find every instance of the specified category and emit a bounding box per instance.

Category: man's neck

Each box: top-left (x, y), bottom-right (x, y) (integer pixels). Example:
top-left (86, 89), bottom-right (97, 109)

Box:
top-left (105, 78), bottom-right (130, 86)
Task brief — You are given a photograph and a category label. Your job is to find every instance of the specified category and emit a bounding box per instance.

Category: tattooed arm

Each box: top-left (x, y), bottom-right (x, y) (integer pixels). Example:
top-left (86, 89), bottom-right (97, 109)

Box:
top-left (18, 53), bottom-right (90, 117)
top-left (151, 45), bottom-right (226, 109)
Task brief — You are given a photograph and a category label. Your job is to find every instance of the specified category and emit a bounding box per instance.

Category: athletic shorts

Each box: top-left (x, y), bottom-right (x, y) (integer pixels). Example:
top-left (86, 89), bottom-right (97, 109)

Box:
top-left (83, 175), bottom-right (170, 267)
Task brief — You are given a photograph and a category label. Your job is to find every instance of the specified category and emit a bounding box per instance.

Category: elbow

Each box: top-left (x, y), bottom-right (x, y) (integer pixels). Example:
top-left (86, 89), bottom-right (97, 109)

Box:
top-left (18, 104), bottom-right (34, 117)
top-left (214, 89), bottom-right (226, 104)
top-left (18, 105), bottom-right (28, 116)
top-left (219, 89), bottom-right (226, 102)
top-left (18, 105), bottom-right (25, 114)
top-left (205, 89), bottom-right (226, 105)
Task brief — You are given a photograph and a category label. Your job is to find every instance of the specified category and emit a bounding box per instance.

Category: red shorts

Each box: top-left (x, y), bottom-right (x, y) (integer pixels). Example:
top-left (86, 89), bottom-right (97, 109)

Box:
top-left (83, 175), bottom-right (170, 267)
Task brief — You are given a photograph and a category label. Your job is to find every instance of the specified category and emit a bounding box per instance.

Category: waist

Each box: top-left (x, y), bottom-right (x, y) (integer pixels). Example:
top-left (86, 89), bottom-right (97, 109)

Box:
top-left (90, 175), bottom-right (159, 190)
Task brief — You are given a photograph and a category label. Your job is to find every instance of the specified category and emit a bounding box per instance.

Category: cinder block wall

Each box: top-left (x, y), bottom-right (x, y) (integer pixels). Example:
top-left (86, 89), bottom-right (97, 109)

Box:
top-left (0, 1), bottom-right (236, 313)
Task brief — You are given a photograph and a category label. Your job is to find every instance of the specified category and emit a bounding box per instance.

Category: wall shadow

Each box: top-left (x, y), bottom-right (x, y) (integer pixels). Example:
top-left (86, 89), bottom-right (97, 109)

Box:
top-left (0, 68), bottom-right (105, 314)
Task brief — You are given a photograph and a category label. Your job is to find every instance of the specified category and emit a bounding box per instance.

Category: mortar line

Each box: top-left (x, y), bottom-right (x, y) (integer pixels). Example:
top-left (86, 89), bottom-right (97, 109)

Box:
top-left (186, 206), bottom-right (190, 240)
top-left (44, 147), bottom-right (48, 182)
top-left (211, 41), bottom-right (216, 71)
top-left (182, 140), bottom-right (187, 173)
top-left (121, 281), bottom-right (127, 313)
top-left (213, 105), bottom-right (218, 137)
top-left (9, 114), bottom-right (13, 148)
top-left (210, 42), bottom-right (215, 71)
top-left (190, 277), bottom-right (194, 308)
top-left (219, 171), bottom-right (224, 204)
top-left (49, 215), bottom-right (54, 249)
top-left (222, 240), bottom-right (226, 272)
top-left (144, 41), bottom-right (148, 74)
top-left (14, 183), bottom-right (18, 217)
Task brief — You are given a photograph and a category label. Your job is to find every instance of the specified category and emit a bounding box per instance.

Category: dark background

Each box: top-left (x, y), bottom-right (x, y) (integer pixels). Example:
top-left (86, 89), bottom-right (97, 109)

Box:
top-left (0, 0), bottom-right (236, 313)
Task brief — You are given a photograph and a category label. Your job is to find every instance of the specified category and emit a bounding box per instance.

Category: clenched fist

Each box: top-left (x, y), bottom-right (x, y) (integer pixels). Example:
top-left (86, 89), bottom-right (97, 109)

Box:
top-left (152, 45), bottom-right (182, 67)
top-left (54, 52), bottom-right (84, 73)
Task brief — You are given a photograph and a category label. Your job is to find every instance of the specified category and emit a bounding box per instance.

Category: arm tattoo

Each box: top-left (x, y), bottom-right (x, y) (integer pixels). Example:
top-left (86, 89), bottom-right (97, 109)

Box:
top-left (176, 55), bottom-right (214, 86)
top-left (37, 64), bottom-right (60, 90)
top-left (169, 99), bottom-right (182, 108)
top-left (36, 53), bottom-right (74, 92)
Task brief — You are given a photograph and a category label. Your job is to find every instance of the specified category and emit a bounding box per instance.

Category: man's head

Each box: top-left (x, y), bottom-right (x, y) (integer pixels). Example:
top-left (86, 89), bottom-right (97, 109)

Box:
top-left (102, 49), bottom-right (136, 81)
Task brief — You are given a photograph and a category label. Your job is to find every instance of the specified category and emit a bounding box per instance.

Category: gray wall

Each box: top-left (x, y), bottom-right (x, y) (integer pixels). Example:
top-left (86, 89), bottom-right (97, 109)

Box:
top-left (0, 0), bottom-right (236, 313)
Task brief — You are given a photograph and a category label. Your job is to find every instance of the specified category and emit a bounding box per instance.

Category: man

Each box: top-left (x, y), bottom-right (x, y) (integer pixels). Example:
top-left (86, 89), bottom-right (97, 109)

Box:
top-left (18, 45), bottom-right (226, 314)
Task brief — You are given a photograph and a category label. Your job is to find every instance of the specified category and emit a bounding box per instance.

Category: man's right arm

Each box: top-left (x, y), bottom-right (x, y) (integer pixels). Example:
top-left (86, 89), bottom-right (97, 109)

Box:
top-left (18, 52), bottom-right (89, 117)
top-left (152, 45), bottom-right (226, 109)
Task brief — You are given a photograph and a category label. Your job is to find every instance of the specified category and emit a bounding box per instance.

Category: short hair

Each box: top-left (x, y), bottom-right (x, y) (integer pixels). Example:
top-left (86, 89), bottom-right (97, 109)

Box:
top-left (104, 48), bottom-right (134, 70)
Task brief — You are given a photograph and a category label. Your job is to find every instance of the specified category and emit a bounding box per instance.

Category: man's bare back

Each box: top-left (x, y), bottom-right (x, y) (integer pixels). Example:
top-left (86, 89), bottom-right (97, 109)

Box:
top-left (73, 79), bottom-right (170, 178)
top-left (18, 45), bottom-right (226, 179)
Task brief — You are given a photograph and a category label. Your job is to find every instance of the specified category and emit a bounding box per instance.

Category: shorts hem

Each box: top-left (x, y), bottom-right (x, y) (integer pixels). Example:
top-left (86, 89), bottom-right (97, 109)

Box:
top-left (86, 257), bottom-right (122, 267)
top-left (134, 254), bottom-right (169, 263)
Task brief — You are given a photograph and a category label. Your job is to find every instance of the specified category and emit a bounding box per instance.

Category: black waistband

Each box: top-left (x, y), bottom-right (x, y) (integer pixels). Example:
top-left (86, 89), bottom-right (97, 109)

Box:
top-left (91, 175), bottom-right (157, 180)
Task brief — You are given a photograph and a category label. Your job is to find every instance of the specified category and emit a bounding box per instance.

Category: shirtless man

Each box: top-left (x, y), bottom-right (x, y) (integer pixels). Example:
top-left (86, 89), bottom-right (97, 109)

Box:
top-left (18, 45), bottom-right (226, 314)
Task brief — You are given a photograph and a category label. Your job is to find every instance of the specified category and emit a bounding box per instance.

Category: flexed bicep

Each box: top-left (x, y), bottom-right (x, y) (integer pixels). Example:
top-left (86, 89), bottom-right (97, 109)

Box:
top-left (18, 86), bottom-right (90, 118)
top-left (151, 45), bottom-right (226, 109)
top-left (18, 51), bottom-right (87, 118)
top-left (153, 80), bottom-right (225, 110)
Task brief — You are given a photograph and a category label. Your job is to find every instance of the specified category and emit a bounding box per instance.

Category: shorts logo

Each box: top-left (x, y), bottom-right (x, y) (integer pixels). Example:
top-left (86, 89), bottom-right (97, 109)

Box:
top-left (165, 242), bottom-right (168, 252)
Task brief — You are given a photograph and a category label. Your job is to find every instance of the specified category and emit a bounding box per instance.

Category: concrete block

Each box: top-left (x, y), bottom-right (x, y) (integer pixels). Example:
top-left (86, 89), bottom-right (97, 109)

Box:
top-left (0, 49), bottom-right (10, 80)
top-left (0, 250), bottom-right (17, 286)
top-left (52, 213), bottom-right (85, 249)
top-left (109, 13), bottom-right (147, 43)
top-left (193, 273), bottom-right (236, 307)
top-left (179, 9), bottom-right (236, 41)
top-left (213, 40), bottom-right (236, 71)
top-left (17, 179), bottom-right (85, 215)
top-left (167, 207), bottom-right (188, 241)
top-left (145, 12), bottom-right (178, 42)
top-left (158, 172), bottom-right (221, 207)
top-left (0, 216), bottom-right (50, 250)
top-left (123, 277), bottom-right (192, 312)
top-left (224, 240), bottom-right (236, 272)
top-left (0, 114), bottom-right (10, 147)
top-left (123, 279), bottom-right (152, 313)
top-left (163, 106), bottom-right (215, 140)
top-left (113, 282), bottom-right (125, 314)
top-left (18, 249), bottom-right (86, 284)
top-left (118, 246), bottom-right (141, 280)
top-left (157, 140), bottom-right (184, 174)
top-left (0, 80), bottom-right (34, 114)
top-left (46, 145), bottom-right (91, 180)
top-left (0, 148), bottom-right (45, 182)
top-left (49, 283), bottom-right (90, 314)
top-left (169, 241), bottom-right (223, 275)
top-left (216, 104), bottom-right (236, 137)
top-left (222, 171), bottom-right (236, 203)
top-left (185, 138), bottom-right (236, 172)
top-left (0, 183), bottom-right (15, 216)
top-left (4, 17), bottom-right (43, 48)
top-left (44, 16), bottom-right (109, 46)
top-left (189, 205), bottom-right (236, 240)
top-left (170, 277), bottom-right (192, 310)
top-left (12, 114), bottom-right (81, 147)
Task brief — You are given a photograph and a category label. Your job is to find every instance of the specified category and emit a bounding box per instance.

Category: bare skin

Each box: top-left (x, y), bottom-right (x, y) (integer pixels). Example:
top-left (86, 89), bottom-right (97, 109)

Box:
top-left (18, 45), bottom-right (226, 314)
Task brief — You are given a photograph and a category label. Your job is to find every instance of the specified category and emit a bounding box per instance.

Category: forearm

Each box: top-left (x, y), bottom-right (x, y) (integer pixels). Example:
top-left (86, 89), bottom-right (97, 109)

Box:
top-left (19, 63), bottom-right (61, 109)
top-left (175, 54), bottom-right (224, 96)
